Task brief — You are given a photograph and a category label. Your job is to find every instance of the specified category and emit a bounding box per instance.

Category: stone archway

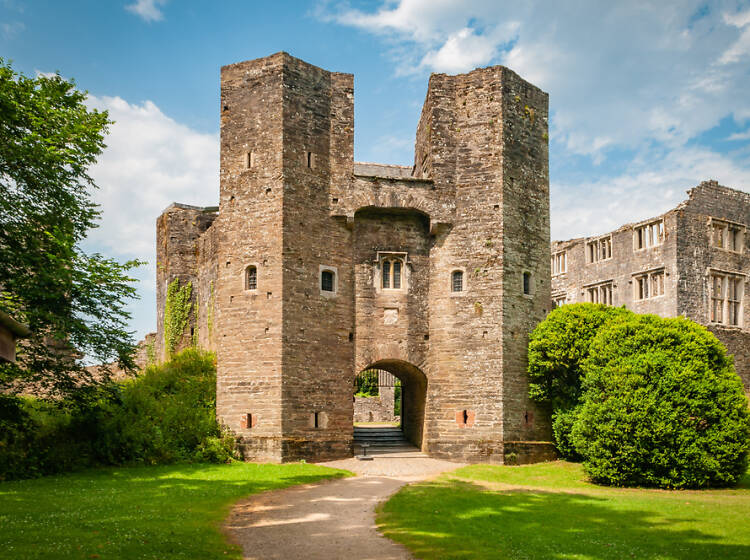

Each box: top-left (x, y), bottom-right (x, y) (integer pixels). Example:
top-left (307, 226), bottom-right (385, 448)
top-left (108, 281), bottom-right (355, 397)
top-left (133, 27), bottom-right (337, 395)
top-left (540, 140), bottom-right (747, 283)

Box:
top-left (356, 359), bottom-right (427, 449)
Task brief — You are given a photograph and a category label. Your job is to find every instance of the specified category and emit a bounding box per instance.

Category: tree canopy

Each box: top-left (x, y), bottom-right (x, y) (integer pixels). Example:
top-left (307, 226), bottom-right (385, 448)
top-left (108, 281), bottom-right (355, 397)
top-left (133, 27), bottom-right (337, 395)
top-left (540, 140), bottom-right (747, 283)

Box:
top-left (0, 59), bottom-right (142, 398)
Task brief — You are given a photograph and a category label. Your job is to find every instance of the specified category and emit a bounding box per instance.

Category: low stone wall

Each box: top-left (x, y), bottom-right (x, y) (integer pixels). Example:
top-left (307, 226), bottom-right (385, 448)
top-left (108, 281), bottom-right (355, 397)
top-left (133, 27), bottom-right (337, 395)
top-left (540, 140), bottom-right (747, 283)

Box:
top-left (709, 326), bottom-right (750, 396)
top-left (354, 386), bottom-right (398, 423)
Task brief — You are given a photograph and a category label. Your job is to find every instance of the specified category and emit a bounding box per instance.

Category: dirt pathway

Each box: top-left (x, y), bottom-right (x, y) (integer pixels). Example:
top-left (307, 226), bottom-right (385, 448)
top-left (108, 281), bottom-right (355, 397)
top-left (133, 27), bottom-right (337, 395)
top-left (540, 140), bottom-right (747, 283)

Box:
top-left (224, 450), bottom-right (463, 560)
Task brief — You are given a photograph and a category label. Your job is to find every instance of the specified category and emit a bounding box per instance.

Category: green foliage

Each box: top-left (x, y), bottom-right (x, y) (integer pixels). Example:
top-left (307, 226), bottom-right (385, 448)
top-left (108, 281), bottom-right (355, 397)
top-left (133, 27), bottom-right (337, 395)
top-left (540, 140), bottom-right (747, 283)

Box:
top-left (552, 406), bottom-right (583, 461)
top-left (528, 303), bottom-right (633, 410)
top-left (572, 315), bottom-right (750, 489)
top-left (355, 369), bottom-right (379, 397)
top-left (0, 349), bottom-right (237, 480)
top-left (527, 303), bottom-right (633, 458)
top-left (163, 278), bottom-right (193, 356)
top-left (0, 59), bottom-right (142, 397)
top-left (394, 381), bottom-right (402, 416)
top-left (0, 462), bottom-right (350, 559)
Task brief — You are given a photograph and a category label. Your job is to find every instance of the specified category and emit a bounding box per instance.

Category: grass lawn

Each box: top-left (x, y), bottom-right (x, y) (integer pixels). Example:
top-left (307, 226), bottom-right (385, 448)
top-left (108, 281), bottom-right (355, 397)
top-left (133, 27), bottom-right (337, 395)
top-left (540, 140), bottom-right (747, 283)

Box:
top-left (0, 461), bottom-right (350, 559)
top-left (377, 461), bottom-right (750, 560)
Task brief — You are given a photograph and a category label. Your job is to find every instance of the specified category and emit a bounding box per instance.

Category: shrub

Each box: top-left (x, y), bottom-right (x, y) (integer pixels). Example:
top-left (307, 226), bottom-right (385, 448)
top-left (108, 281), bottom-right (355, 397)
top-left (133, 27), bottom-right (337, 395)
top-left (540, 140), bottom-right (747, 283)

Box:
top-left (0, 348), bottom-right (237, 480)
top-left (93, 348), bottom-right (237, 465)
top-left (527, 303), bottom-right (633, 457)
top-left (572, 315), bottom-right (750, 489)
top-left (528, 303), bottom-right (633, 410)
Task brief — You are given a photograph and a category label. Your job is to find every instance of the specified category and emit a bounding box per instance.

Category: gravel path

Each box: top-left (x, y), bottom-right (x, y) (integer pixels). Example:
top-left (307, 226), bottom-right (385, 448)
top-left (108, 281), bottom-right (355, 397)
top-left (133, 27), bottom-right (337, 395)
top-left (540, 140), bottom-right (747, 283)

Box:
top-left (224, 449), bottom-right (464, 560)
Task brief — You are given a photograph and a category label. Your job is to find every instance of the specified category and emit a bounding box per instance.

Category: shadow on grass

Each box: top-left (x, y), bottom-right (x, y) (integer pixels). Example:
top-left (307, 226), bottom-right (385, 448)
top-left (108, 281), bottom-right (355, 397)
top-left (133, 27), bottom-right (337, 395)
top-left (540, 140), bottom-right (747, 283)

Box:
top-left (379, 480), bottom-right (750, 560)
top-left (0, 463), bottom-right (348, 560)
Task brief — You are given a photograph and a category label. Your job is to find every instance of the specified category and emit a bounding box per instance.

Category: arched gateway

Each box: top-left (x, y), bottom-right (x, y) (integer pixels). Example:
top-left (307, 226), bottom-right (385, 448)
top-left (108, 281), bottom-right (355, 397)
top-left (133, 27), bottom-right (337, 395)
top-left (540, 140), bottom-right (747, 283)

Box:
top-left (155, 53), bottom-right (557, 464)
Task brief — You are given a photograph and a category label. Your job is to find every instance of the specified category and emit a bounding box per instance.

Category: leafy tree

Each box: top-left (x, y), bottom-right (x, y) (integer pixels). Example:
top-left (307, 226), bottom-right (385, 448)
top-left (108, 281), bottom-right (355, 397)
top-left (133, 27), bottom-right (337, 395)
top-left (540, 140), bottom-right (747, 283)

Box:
top-left (0, 59), bottom-right (142, 398)
top-left (572, 315), bottom-right (750, 488)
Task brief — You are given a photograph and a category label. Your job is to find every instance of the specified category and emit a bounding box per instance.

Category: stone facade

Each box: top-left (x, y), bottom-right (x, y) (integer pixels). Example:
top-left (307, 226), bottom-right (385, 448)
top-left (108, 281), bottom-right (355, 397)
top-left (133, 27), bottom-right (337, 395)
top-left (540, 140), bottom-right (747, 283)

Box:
top-left (551, 180), bottom-right (750, 394)
top-left (155, 52), bottom-right (555, 464)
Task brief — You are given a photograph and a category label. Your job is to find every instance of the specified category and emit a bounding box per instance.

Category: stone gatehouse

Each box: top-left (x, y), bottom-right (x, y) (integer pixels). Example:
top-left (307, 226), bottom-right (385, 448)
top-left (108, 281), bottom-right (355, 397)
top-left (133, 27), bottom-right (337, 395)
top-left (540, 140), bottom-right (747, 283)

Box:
top-left (551, 180), bottom-right (750, 394)
top-left (155, 52), bottom-right (555, 464)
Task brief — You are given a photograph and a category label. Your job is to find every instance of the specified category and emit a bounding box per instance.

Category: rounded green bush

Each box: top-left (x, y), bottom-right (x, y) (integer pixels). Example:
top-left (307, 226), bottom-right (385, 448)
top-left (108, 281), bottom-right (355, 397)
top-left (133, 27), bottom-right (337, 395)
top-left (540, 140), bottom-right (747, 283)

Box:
top-left (572, 315), bottom-right (750, 489)
top-left (527, 303), bottom-right (633, 458)
top-left (528, 303), bottom-right (633, 410)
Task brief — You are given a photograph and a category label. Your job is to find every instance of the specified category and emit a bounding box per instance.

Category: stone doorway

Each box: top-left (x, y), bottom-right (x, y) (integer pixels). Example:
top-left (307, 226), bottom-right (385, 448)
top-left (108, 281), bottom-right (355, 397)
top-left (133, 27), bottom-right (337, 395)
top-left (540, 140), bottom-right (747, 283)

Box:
top-left (352, 359), bottom-right (427, 452)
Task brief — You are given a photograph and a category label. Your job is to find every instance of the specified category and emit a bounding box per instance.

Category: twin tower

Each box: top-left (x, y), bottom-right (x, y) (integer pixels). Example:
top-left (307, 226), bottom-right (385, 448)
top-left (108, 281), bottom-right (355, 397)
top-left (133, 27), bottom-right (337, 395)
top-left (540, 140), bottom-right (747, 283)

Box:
top-left (155, 52), bottom-right (555, 464)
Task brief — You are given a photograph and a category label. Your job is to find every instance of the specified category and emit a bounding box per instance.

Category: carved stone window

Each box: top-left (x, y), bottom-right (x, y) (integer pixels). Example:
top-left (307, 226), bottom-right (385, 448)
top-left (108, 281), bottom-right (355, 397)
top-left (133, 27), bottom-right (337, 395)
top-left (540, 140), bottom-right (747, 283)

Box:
top-left (376, 252), bottom-right (408, 292)
top-left (634, 220), bottom-right (664, 251)
top-left (633, 269), bottom-right (665, 300)
top-left (586, 281), bottom-right (613, 305)
top-left (551, 250), bottom-right (567, 275)
top-left (710, 218), bottom-right (745, 253)
top-left (586, 236), bottom-right (612, 263)
top-left (710, 270), bottom-right (744, 326)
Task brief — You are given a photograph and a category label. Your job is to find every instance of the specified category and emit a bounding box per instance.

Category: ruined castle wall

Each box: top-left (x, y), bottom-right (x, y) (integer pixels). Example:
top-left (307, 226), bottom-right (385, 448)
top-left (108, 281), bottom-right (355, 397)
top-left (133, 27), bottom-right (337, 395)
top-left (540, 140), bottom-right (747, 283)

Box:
top-left (155, 204), bottom-right (217, 361)
top-left (215, 55), bottom-right (286, 461)
top-left (196, 222), bottom-right (218, 352)
top-left (278, 57), bottom-right (356, 461)
top-left (551, 209), bottom-right (680, 318)
top-left (353, 386), bottom-right (398, 423)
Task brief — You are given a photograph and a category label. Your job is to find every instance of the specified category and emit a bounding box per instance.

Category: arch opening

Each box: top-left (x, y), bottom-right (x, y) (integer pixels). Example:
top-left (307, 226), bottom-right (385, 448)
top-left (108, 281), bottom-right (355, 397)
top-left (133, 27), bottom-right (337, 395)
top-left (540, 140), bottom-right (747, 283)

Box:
top-left (352, 359), bottom-right (427, 450)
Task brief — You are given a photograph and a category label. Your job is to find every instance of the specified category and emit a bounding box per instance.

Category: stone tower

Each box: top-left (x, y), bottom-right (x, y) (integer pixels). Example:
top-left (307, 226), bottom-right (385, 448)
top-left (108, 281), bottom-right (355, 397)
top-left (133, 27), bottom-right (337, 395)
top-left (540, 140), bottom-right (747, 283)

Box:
top-left (156, 52), bottom-right (554, 464)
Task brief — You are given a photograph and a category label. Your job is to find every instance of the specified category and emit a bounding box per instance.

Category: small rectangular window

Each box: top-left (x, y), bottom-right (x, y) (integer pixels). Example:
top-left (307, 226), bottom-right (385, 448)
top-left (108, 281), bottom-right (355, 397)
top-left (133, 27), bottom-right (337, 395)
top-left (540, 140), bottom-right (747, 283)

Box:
top-left (321, 270), bottom-right (334, 292)
top-left (634, 269), bottom-right (665, 300)
top-left (392, 261), bottom-right (401, 289)
top-left (452, 270), bottom-right (464, 292)
top-left (523, 272), bottom-right (531, 295)
top-left (246, 266), bottom-right (257, 290)
top-left (551, 251), bottom-right (567, 275)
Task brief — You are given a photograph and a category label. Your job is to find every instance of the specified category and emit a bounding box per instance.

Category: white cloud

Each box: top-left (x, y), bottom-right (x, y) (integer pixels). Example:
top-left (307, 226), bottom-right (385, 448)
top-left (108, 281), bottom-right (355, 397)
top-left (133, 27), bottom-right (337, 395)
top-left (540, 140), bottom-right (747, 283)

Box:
top-left (719, 9), bottom-right (750, 64)
top-left (728, 129), bottom-right (750, 141)
top-left (125, 0), bottom-right (167, 23)
top-left (83, 95), bottom-right (218, 338)
top-left (326, 1), bottom-right (750, 161)
top-left (551, 146), bottom-right (750, 241)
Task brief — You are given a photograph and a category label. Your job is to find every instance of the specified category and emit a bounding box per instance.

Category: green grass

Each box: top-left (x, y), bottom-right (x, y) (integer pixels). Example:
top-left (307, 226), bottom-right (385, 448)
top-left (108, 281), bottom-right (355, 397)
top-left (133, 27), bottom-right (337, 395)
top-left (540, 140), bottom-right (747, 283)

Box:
top-left (0, 461), bottom-right (350, 559)
top-left (378, 461), bottom-right (750, 560)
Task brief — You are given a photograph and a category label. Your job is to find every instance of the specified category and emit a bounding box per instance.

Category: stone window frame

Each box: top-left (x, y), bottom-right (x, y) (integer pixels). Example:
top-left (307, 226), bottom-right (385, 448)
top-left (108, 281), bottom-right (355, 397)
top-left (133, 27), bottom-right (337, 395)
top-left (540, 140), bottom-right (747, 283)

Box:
top-left (632, 267), bottom-right (665, 301)
top-left (708, 268), bottom-right (745, 327)
top-left (243, 262), bottom-right (259, 292)
top-left (709, 217), bottom-right (745, 254)
top-left (586, 235), bottom-right (612, 264)
top-left (522, 271), bottom-right (533, 297)
top-left (552, 292), bottom-right (567, 308)
top-left (584, 280), bottom-right (614, 305)
top-left (374, 252), bottom-right (409, 294)
top-left (551, 250), bottom-right (567, 276)
top-left (450, 267), bottom-right (467, 296)
top-left (633, 219), bottom-right (665, 251)
top-left (319, 265), bottom-right (338, 298)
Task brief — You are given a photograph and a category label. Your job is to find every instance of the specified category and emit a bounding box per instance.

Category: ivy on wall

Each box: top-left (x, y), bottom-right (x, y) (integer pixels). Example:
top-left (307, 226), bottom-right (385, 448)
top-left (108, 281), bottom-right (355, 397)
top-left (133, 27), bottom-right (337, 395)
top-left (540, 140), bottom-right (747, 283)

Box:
top-left (164, 278), bottom-right (193, 357)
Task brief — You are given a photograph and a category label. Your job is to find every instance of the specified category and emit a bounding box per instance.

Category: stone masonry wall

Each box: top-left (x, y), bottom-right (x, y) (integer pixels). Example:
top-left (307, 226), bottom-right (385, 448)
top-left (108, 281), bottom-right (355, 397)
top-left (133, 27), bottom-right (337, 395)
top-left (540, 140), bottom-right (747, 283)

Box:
top-left (552, 180), bottom-right (750, 394)
top-left (354, 386), bottom-right (398, 423)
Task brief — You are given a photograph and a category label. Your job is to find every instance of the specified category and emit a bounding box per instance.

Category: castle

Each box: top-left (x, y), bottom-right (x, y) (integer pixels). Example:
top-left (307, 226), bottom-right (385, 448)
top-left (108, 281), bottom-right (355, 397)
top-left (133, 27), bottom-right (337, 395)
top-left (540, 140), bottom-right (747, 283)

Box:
top-left (155, 52), bottom-right (555, 464)
top-left (551, 181), bottom-right (750, 394)
top-left (154, 53), bottom-right (749, 465)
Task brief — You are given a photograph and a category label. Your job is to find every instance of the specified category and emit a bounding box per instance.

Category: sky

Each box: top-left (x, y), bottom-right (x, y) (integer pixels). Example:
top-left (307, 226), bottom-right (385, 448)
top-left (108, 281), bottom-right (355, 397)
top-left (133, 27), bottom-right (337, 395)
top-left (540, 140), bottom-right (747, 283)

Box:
top-left (2, 0), bottom-right (750, 342)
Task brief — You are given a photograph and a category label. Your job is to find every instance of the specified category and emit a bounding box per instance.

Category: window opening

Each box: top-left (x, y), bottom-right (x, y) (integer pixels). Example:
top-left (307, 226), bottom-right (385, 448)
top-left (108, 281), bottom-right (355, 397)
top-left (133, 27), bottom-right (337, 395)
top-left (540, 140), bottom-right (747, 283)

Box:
top-left (523, 272), bottom-right (531, 295)
top-left (380, 256), bottom-right (404, 290)
top-left (246, 265), bottom-right (257, 290)
top-left (452, 270), bottom-right (464, 292)
top-left (634, 220), bottom-right (664, 250)
top-left (551, 251), bottom-right (567, 275)
top-left (321, 270), bottom-right (334, 292)
top-left (462, 410), bottom-right (469, 424)
top-left (634, 269), bottom-right (665, 300)
top-left (314, 412), bottom-right (320, 429)
top-left (710, 271), bottom-right (744, 326)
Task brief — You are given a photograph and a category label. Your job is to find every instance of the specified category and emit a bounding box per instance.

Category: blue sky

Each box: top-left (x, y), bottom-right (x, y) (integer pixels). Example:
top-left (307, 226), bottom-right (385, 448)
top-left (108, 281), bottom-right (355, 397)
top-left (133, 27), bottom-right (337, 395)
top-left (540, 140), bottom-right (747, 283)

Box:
top-left (2, 0), bottom-right (750, 342)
